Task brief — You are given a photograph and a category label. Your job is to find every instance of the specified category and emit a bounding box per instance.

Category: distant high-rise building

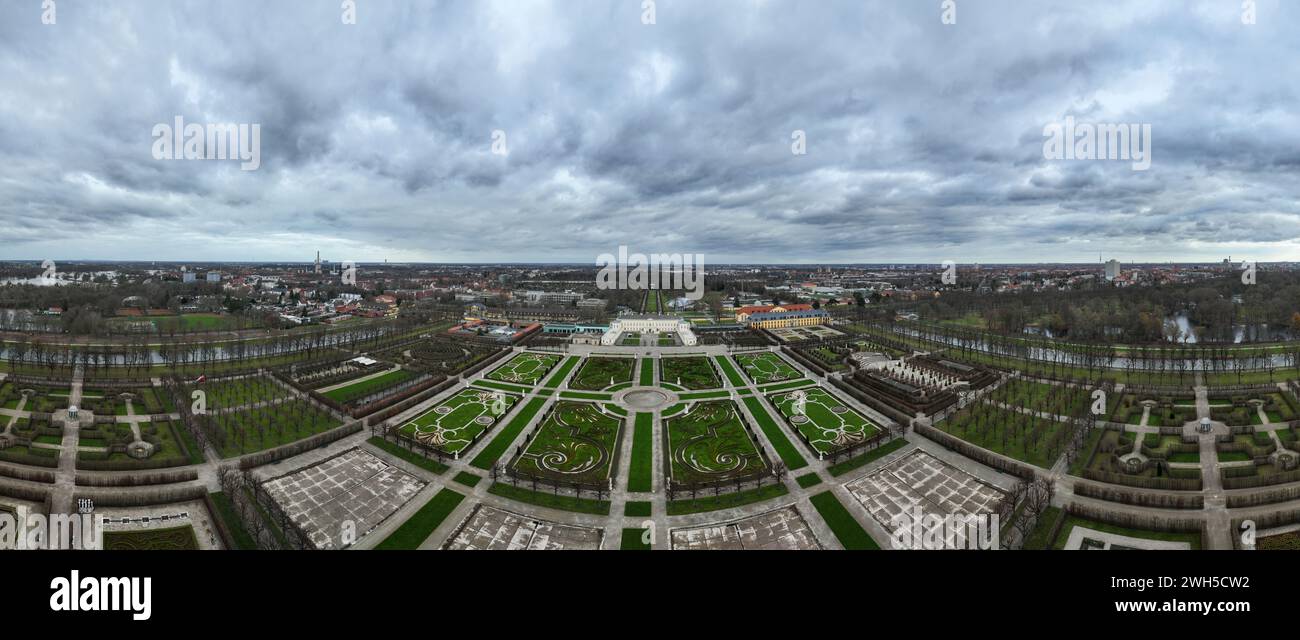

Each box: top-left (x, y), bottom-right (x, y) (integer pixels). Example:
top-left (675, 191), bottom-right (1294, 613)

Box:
top-left (315, 251), bottom-right (321, 275)
top-left (1105, 259), bottom-right (1121, 281)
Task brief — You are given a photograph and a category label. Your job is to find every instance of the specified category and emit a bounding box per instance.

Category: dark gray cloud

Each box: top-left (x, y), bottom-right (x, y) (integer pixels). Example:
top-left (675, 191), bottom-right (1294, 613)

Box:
top-left (0, 0), bottom-right (1298, 264)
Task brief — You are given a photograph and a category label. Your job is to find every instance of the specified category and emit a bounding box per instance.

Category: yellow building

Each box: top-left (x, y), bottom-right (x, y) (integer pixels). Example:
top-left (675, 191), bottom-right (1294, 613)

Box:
top-left (745, 309), bottom-right (830, 329)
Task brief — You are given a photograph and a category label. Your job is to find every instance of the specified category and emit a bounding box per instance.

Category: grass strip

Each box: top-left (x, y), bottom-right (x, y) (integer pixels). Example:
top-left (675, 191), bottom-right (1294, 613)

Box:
top-left (543, 356), bottom-right (580, 389)
top-left (367, 437), bottom-right (449, 475)
top-left (628, 413), bottom-right (654, 492)
top-left (809, 490), bottom-right (879, 550)
top-left (741, 396), bottom-right (808, 470)
top-left (487, 482), bottom-right (611, 515)
top-left (666, 483), bottom-right (788, 516)
top-left (470, 397), bottom-right (546, 469)
top-left (827, 438), bottom-right (908, 477)
top-left (375, 489), bottom-right (466, 550)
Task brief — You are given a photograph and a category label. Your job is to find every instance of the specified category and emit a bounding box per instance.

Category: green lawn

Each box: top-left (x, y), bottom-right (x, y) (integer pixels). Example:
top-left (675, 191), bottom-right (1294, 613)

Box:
top-left (638, 358), bottom-right (655, 385)
top-left (453, 471), bottom-right (482, 488)
top-left (487, 482), bottom-right (611, 515)
top-left (628, 413), bottom-right (654, 492)
top-left (366, 437), bottom-right (449, 474)
top-left (621, 528), bottom-right (652, 550)
top-left (713, 356), bottom-right (748, 387)
top-left (666, 483), bottom-right (788, 515)
top-left (828, 438), bottom-right (908, 477)
top-left (375, 489), bottom-right (466, 550)
top-left (472, 380), bottom-right (533, 394)
top-left (758, 379), bottom-right (818, 393)
top-left (470, 397), bottom-right (547, 469)
top-left (796, 472), bottom-right (823, 488)
top-left (809, 491), bottom-right (879, 550)
top-left (542, 356), bottom-right (581, 389)
top-left (740, 396), bottom-right (808, 471)
top-left (624, 501), bottom-right (652, 517)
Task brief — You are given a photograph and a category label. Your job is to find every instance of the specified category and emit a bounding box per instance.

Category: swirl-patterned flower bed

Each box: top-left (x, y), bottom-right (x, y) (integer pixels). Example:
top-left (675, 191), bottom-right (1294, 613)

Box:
top-left (768, 387), bottom-right (880, 456)
top-left (665, 400), bottom-right (767, 485)
top-left (397, 388), bottom-right (520, 456)
top-left (511, 401), bottom-right (623, 486)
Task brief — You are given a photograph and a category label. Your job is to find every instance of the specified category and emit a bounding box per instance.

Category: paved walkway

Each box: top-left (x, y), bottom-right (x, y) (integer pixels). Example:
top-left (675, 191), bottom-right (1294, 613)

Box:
top-left (49, 366), bottom-right (84, 515)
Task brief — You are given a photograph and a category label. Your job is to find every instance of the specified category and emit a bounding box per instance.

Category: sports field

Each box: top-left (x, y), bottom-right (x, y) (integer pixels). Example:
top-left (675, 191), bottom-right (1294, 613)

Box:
top-left (486, 352), bottom-right (561, 385)
top-left (569, 357), bottom-right (635, 390)
top-left (768, 387), bottom-right (879, 455)
top-left (399, 388), bottom-right (519, 454)
top-left (660, 356), bottom-right (720, 390)
top-left (513, 401), bottom-right (623, 484)
top-left (665, 400), bottom-right (766, 484)
top-left (734, 352), bottom-right (802, 384)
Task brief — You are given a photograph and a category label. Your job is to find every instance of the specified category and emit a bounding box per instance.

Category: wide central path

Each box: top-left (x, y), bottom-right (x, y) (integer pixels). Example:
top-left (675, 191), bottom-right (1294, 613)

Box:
top-left (50, 365), bottom-right (85, 515)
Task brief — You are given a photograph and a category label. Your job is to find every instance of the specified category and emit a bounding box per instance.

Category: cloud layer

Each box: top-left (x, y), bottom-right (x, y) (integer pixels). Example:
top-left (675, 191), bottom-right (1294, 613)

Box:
top-left (1, 0), bottom-right (1298, 264)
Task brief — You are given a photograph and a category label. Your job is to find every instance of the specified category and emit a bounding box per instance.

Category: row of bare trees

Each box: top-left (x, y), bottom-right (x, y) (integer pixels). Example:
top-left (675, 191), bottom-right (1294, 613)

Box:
top-left (2, 320), bottom-right (419, 378)
top-left (216, 465), bottom-right (308, 550)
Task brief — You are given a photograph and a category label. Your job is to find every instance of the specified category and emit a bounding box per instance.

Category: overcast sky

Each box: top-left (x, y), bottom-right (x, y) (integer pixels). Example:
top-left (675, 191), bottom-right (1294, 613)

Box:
top-left (1, 0), bottom-right (1297, 264)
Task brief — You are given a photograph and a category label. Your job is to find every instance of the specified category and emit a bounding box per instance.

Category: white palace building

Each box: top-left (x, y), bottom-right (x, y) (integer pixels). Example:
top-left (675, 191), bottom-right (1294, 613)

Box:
top-left (601, 314), bottom-right (697, 346)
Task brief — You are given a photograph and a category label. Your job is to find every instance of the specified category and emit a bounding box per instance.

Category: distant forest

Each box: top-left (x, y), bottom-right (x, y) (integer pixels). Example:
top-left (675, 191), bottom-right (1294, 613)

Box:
top-left (907, 273), bottom-right (1300, 344)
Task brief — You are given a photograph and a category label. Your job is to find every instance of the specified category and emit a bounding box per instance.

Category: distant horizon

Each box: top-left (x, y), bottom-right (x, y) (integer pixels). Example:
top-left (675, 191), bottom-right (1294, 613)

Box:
top-left (0, 258), bottom-right (1285, 268)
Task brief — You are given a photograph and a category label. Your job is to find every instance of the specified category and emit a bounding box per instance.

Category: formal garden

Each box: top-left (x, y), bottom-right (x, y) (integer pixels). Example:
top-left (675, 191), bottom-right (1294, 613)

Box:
top-left (659, 356), bottom-right (721, 390)
top-left (734, 352), bottom-right (802, 384)
top-left (664, 400), bottom-right (767, 485)
top-left (397, 388), bottom-right (519, 456)
top-left (485, 352), bottom-right (561, 385)
top-left (768, 387), bottom-right (880, 456)
top-left (511, 401), bottom-right (623, 486)
top-left (569, 357), bottom-right (635, 391)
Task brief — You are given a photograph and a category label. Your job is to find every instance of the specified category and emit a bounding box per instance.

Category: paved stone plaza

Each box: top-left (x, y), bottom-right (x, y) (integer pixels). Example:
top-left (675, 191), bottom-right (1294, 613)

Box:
top-left (262, 448), bottom-right (426, 550)
top-left (846, 449), bottom-right (1007, 546)
top-left (670, 505), bottom-right (823, 550)
top-left (443, 504), bottom-right (604, 550)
